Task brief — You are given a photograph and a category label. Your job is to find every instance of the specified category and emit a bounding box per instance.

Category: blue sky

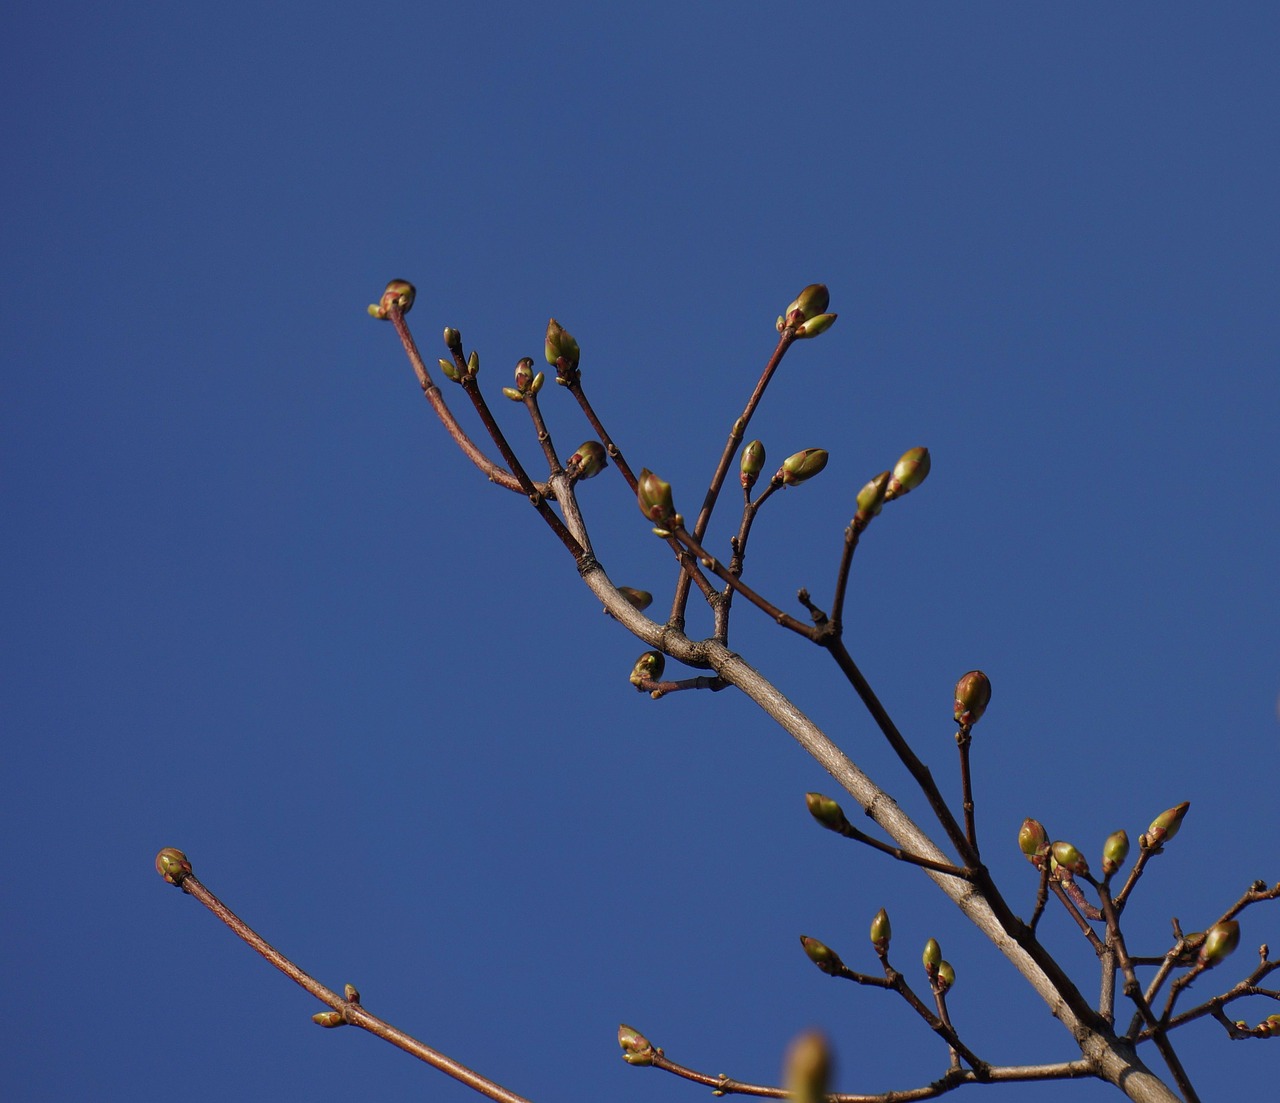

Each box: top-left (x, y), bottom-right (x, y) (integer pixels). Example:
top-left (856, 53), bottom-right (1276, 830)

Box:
top-left (4, 4), bottom-right (1277, 1101)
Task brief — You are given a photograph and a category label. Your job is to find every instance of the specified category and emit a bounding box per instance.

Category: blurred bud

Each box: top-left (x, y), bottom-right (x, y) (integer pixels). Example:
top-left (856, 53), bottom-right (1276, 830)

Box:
top-left (637, 469), bottom-right (676, 526)
top-left (740, 440), bottom-right (767, 491)
top-left (312, 1011), bottom-right (346, 1028)
top-left (568, 440), bottom-right (608, 480)
top-left (1019, 819), bottom-right (1049, 862)
top-left (617, 587), bottom-right (653, 612)
top-left (501, 387), bottom-right (524, 402)
top-left (1102, 830), bottom-right (1130, 876)
top-left (438, 357), bottom-right (462, 383)
top-left (869, 908), bottom-right (892, 954)
top-left (629, 650), bottom-right (665, 688)
top-left (514, 357), bottom-right (537, 392)
top-left (885, 446), bottom-right (931, 500)
top-left (800, 935), bottom-right (845, 976)
top-left (367, 279), bottom-right (415, 319)
top-left (936, 960), bottom-right (956, 994)
top-left (953, 671), bottom-right (992, 727)
top-left (442, 327), bottom-right (463, 355)
top-left (1145, 802), bottom-right (1191, 847)
top-left (155, 847), bottom-right (192, 886)
top-left (853, 471), bottom-right (891, 528)
top-left (343, 983), bottom-right (360, 1003)
top-left (785, 284), bottom-right (831, 324)
top-left (780, 448), bottom-right (829, 487)
top-left (794, 312), bottom-right (837, 339)
top-left (805, 792), bottom-right (851, 834)
top-left (545, 318), bottom-right (580, 371)
top-left (1051, 841), bottom-right (1089, 879)
top-left (466, 350), bottom-right (480, 377)
top-left (783, 1030), bottom-right (831, 1103)
top-left (922, 938), bottom-right (941, 974)
top-left (618, 1024), bottom-right (655, 1066)
top-left (1198, 920), bottom-right (1241, 968)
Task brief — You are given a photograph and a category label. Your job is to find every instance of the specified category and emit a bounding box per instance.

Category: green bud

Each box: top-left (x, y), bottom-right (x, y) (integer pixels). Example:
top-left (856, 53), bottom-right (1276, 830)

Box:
top-left (800, 935), bottom-right (845, 976)
top-left (936, 960), bottom-right (956, 994)
top-left (922, 938), bottom-right (941, 974)
top-left (1198, 920), bottom-right (1240, 968)
top-left (636, 469), bottom-right (676, 526)
top-left (1019, 818), bottom-right (1048, 862)
top-left (1102, 830), bottom-right (1130, 876)
top-left (343, 983), bottom-right (360, 1003)
top-left (568, 440), bottom-right (607, 480)
top-left (155, 847), bottom-right (192, 886)
top-left (544, 318), bottom-right (580, 371)
top-left (618, 1024), bottom-right (655, 1066)
top-left (442, 327), bottom-right (463, 355)
top-left (783, 1030), bottom-right (831, 1103)
top-left (501, 387), bottom-right (524, 402)
top-left (438, 357), bottom-right (462, 383)
top-left (629, 650), bottom-right (665, 688)
top-left (869, 908), bottom-right (892, 954)
top-left (885, 446), bottom-right (931, 500)
top-left (367, 279), bottom-right (415, 320)
top-left (953, 670), bottom-right (992, 727)
top-left (466, 350), bottom-right (480, 377)
top-left (1145, 802), bottom-right (1190, 847)
top-left (805, 792), bottom-right (851, 834)
top-left (617, 587), bottom-right (653, 612)
top-left (785, 284), bottom-right (831, 324)
top-left (780, 448), bottom-right (829, 487)
top-left (1051, 841), bottom-right (1089, 879)
top-left (794, 312), bottom-right (837, 339)
top-left (740, 440), bottom-right (766, 491)
top-left (853, 471), bottom-right (891, 528)
top-left (312, 1011), bottom-right (346, 1028)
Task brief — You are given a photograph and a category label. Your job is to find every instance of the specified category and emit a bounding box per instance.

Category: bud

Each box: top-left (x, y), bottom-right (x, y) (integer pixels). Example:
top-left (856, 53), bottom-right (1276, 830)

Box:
top-left (780, 448), bottom-right (829, 487)
top-left (1019, 819), bottom-right (1048, 862)
top-left (739, 440), bottom-right (766, 491)
top-left (922, 937), bottom-right (942, 974)
top-left (155, 847), bottom-right (192, 886)
top-left (1102, 830), bottom-right (1130, 876)
top-left (442, 327), bottom-right (463, 355)
top-left (312, 1011), bottom-right (346, 1028)
top-left (1051, 841), bottom-right (1089, 879)
top-left (936, 960), bottom-right (956, 994)
top-left (629, 650), bottom-right (665, 688)
top-left (617, 587), bottom-right (653, 612)
top-left (568, 440), bottom-right (607, 480)
top-left (785, 284), bottom-right (830, 324)
top-left (853, 471), bottom-right (891, 527)
top-left (366, 279), bottom-right (415, 319)
top-left (783, 1030), bottom-right (831, 1103)
top-left (544, 318), bottom-right (580, 371)
top-left (805, 792), bottom-right (851, 834)
top-left (793, 312), bottom-right (837, 339)
top-left (618, 1023), bottom-right (655, 1066)
top-left (953, 670), bottom-right (991, 727)
top-left (1198, 920), bottom-right (1240, 968)
top-left (1145, 802), bottom-right (1190, 847)
top-left (466, 350), bottom-right (480, 377)
top-left (501, 387), bottom-right (524, 402)
top-left (636, 469), bottom-right (676, 526)
top-left (869, 908), bottom-right (892, 954)
top-left (885, 446), bottom-right (931, 500)
top-left (343, 983), bottom-right (361, 1003)
top-left (438, 357), bottom-right (462, 383)
top-left (800, 935), bottom-right (845, 976)
top-left (514, 357), bottom-right (537, 392)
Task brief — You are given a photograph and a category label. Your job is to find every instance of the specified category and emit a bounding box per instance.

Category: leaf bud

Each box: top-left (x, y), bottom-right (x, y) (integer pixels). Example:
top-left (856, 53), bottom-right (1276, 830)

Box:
top-left (343, 983), bottom-right (360, 1003)
top-left (437, 357), bottom-right (462, 383)
top-left (617, 587), bottom-right (652, 612)
top-left (568, 440), bottom-right (607, 480)
top-left (794, 312), bottom-right (837, 339)
top-left (922, 937), bottom-right (942, 974)
top-left (1102, 830), bottom-right (1130, 876)
top-left (885, 446), bottom-right (931, 500)
top-left (544, 318), bottom-right (580, 371)
top-left (740, 440), bottom-right (766, 491)
top-left (514, 357), bottom-right (537, 391)
top-left (466, 350), bottom-right (480, 377)
top-left (783, 1030), bottom-right (831, 1103)
top-left (936, 960), bottom-right (956, 994)
top-left (1145, 802), bottom-right (1190, 847)
top-left (629, 650), bottom-right (665, 688)
top-left (636, 469), bottom-right (676, 526)
top-left (1198, 920), bottom-right (1240, 968)
top-left (953, 670), bottom-right (992, 727)
top-left (1019, 818), bottom-right (1049, 862)
top-left (618, 1023), bottom-right (655, 1066)
top-left (312, 1011), bottom-right (346, 1028)
top-left (501, 387), bottom-right (524, 402)
top-left (1051, 841), bottom-right (1089, 879)
top-left (800, 935), bottom-right (845, 976)
top-left (853, 471), bottom-right (891, 528)
top-left (805, 792), bottom-right (851, 834)
top-left (869, 908), bottom-right (892, 954)
top-left (780, 448), bottom-right (829, 487)
top-left (442, 327), bottom-right (463, 355)
top-left (785, 283), bottom-right (830, 324)
top-left (155, 847), bottom-right (192, 886)
top-left (366, 279), bottom-right (415, 319)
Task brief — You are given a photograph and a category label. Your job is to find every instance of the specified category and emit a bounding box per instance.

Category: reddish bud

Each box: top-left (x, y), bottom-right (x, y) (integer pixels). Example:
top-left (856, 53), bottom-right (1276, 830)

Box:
top-left (1145, 802), bottom-right (1190, 847)
top-left (953, 670), bottom-right (991, 726)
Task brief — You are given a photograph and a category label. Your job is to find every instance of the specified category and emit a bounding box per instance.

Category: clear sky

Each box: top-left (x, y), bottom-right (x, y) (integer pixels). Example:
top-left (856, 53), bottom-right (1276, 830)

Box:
top-left (4, 4), bottom-right (1277, 1101)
